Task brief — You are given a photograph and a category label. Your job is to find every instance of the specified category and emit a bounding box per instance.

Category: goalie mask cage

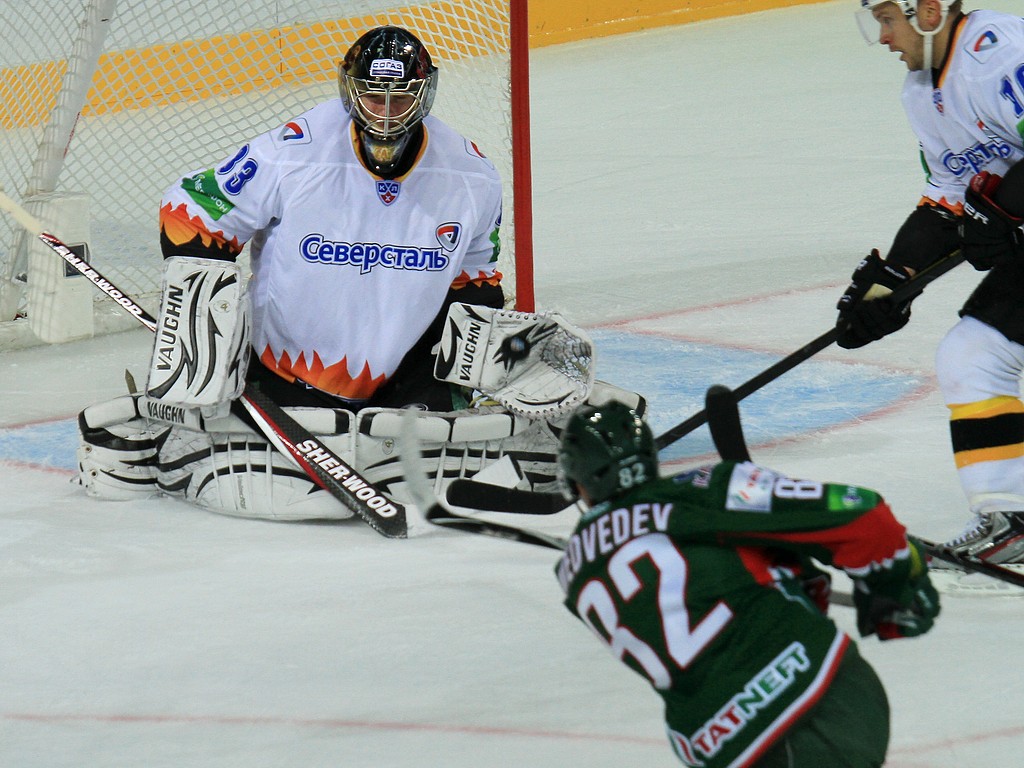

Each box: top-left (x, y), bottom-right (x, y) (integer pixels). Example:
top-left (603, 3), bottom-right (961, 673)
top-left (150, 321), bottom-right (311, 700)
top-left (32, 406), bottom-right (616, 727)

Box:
top-left (0, 0), bottom-right (534, 349)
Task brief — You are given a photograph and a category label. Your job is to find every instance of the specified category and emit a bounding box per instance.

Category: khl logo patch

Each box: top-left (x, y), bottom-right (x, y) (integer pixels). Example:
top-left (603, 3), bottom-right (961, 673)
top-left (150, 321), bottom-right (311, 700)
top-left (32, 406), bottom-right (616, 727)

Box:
top-left (377, 180), bottom-right (401, 206)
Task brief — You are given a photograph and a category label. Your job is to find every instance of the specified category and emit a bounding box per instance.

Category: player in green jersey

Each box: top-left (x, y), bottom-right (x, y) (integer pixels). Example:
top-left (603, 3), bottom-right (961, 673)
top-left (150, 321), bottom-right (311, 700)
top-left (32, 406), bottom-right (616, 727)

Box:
top-left (554, 400), bottom-right (940, 768)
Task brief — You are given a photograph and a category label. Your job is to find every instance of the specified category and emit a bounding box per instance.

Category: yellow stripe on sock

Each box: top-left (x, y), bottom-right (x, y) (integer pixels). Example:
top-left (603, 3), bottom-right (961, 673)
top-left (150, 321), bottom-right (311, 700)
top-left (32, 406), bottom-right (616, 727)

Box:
top-left (948, 396), bottom-right (1024, 421)
top-left (954, 442), bottom-right (1024, 469)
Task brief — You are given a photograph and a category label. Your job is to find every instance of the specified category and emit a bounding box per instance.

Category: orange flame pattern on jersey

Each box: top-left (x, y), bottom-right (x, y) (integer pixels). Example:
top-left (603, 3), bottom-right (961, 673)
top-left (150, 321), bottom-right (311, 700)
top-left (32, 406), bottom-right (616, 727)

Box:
top-left (451, 269), bottom-right (502, 289)
top-left (260, 345), bottom-right (387, 401)
top-left (159, 202), bottom-right (244, 257)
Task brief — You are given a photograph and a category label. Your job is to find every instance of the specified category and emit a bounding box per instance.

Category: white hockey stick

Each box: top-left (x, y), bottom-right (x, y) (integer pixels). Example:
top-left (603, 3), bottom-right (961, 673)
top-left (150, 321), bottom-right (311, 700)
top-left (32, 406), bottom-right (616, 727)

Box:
top-left (398, 409), bottom-right (569, 547)
top-left (0, 189), bottom-right (409, 538)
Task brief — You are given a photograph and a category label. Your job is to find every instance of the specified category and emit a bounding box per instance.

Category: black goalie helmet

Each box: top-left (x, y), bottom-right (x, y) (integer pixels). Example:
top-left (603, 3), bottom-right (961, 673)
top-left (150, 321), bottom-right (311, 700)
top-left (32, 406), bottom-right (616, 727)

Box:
top-left (339, 26), bottom-right (438, 173)
top-left (557, 401), bottom-right (658, 505)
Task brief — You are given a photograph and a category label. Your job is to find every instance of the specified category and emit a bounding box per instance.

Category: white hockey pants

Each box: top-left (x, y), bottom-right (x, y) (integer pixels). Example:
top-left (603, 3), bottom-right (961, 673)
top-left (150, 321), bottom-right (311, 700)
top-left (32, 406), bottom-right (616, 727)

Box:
top-left (935, 316), bottom-right (1024, 515)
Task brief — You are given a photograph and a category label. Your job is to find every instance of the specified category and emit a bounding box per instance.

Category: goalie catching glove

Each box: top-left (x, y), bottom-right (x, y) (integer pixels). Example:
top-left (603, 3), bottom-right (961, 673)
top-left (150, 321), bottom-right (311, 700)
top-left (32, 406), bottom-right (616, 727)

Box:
top-left (853, 537), bottom-right (940, 641)
top-left (433, 303), bottom-right (595, 418)
top-left (145, 256), bottom-right (250, 419)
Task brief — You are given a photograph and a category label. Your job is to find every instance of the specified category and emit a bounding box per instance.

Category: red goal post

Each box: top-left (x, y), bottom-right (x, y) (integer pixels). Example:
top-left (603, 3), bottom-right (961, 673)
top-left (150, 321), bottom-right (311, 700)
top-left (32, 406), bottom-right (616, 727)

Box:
top-left (0, 0), bottom-right (534, 348)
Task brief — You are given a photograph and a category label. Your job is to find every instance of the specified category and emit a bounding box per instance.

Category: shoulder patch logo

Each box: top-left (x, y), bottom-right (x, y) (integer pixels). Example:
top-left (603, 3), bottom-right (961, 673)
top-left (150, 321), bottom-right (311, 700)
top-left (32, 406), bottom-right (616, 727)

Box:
top-left (966, 28), bottom-right (999, 63)
top-left (436, 222), bottom-right (462, 251)
top-left (376, 180), bottom-right (401, 206)
top-left (725, 463), bottom-right (778, 513)
top-left (464, 139), bottom-right (495, 169)
top-left (974, 29), bottom-right (998, 52)
top-left (277, 118), bottom-right (311, 145)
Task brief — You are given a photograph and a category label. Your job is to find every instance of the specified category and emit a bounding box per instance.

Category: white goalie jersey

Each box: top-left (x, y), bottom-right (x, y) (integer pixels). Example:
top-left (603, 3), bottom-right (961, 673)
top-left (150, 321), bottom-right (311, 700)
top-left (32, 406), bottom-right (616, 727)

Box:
top-left (159, 99), bottom-right (503, 403)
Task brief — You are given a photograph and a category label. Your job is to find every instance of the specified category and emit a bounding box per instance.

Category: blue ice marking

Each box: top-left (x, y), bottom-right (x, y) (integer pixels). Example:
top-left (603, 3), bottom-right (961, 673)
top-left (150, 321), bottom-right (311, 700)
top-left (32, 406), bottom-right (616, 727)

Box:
top-left (0, 419), bottom-right (79, 471)
top-left (590, 330), bottom-right (925, 463)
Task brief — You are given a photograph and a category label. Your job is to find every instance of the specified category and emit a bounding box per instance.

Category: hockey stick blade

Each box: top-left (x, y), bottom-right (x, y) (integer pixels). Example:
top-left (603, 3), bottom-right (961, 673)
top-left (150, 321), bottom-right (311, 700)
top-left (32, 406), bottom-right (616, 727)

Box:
top-left (444, 478), bottom-right (568, 515)
top-left (705, 384), bottom-right (752, 462)
top-left (401, 414), bottom-right (859, 602)
top-left (398, 410), bottom-right (567, 549)
top-left (0, 190), bottom-right (406, 537)
top-left (655, 249), bottom-right (966, 451)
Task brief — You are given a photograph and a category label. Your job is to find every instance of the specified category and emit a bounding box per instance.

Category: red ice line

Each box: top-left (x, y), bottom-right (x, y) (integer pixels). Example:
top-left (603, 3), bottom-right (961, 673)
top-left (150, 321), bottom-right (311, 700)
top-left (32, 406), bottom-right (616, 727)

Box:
top-left (2, 710), bottom-right (1021, 759)
top-left (0, 711), bottom-right (662, 746)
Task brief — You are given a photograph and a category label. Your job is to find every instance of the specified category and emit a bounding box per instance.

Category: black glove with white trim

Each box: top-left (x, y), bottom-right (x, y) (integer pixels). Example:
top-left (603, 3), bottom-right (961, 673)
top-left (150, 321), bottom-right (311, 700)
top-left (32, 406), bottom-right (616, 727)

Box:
top-left (835, 249), bottom-right (913, 349)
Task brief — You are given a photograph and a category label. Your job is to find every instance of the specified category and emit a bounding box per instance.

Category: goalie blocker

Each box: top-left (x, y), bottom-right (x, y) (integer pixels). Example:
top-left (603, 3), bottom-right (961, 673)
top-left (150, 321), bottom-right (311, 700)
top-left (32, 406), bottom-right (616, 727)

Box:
top-left (145, 256), bottom-right (250, 419)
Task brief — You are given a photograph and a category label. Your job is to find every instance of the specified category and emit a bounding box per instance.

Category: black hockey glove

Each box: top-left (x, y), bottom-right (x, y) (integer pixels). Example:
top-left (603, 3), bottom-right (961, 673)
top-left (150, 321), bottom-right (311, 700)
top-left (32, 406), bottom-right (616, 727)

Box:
top-left (959, 171), bottom-right (1024, 270)
top-left (853, 539), bottom-right (940, 641)
top-left (835, 249), bottom-right (913, 349)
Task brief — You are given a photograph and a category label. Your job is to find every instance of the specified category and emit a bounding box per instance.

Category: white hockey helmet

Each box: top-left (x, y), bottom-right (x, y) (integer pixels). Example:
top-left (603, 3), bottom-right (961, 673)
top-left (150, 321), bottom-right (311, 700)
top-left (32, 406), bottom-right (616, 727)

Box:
top-left (856, 0), bottom-right (957, 69)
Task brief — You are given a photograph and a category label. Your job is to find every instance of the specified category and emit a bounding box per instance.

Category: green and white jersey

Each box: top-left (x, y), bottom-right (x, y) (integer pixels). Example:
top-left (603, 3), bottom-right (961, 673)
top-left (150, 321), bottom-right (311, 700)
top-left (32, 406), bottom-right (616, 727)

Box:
top-left (554, 461), bottom-right (913, 768)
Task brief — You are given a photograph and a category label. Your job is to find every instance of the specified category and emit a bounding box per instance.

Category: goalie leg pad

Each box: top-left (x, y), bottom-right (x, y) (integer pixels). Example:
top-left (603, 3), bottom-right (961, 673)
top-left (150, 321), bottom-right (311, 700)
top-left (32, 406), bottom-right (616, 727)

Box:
top-left (156, 425), bottom-right (356, 521)
top-left (146, 256), bottom-right (251, 419)
top-left (357, 406), bottom-right (563, 500)
top-left (78, 420), bottom-right (168, 501)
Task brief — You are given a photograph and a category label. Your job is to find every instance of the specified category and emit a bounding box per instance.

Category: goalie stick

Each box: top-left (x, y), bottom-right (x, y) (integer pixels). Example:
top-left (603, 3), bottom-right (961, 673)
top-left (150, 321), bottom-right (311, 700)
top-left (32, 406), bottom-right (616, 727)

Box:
top-left (444, 477), bottom-right (567, 515)
top-left (654, 249), bottom-right (966, 450)
top-left (703, 382), bottom-right (1024, 591)
top-left (399, 409), bottom-right (570, 548)
top-left (0, 189), bottom-right (408, 538)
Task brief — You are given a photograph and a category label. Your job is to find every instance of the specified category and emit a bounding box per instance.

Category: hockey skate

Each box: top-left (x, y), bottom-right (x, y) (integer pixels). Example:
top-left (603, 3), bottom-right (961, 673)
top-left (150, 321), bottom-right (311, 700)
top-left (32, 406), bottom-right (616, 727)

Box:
top-left (915, 514), bottom-right (1024, 598)
top-left (943, 512), bottom-right (1024, 564)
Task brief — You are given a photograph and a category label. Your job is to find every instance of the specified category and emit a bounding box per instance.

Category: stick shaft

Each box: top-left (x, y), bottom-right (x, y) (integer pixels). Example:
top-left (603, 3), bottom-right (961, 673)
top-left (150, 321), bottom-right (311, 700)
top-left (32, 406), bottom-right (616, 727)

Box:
top-left (0, 190), bottom-right (407, 536)
top-left (655, 250), bottom-right (965, 450)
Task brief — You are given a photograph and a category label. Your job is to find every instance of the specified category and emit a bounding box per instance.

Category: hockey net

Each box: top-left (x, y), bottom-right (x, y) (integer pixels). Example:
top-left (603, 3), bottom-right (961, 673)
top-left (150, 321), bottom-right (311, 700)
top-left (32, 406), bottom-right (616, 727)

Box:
top-left (0, 0), bottom-right (532, 348)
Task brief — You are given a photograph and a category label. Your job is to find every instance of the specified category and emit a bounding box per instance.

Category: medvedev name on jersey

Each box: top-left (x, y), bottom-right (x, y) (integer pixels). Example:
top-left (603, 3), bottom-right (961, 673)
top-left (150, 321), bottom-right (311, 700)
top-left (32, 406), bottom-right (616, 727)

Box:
top-left (556, 502), bottom-right (673, 589)
top-left (299, 233), bottom-right (450, 274)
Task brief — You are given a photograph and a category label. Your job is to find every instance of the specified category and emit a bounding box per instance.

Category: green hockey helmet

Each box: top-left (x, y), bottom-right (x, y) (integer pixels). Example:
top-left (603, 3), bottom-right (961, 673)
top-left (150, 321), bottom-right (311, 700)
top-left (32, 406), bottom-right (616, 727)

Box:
top-left (557, 400), bottom-right (658, 504)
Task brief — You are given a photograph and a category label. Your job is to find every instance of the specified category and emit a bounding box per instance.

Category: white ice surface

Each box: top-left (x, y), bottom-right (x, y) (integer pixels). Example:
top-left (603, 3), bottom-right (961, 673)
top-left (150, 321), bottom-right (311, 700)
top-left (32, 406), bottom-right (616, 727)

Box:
top-left (2, 2), bottom-right (1024, 766)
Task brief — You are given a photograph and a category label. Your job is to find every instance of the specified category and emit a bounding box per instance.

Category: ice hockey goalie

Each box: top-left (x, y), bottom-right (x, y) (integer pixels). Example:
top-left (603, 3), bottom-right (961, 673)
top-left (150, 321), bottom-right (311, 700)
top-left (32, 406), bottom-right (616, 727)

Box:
top-left (76, 298), bottom-right (646, 523)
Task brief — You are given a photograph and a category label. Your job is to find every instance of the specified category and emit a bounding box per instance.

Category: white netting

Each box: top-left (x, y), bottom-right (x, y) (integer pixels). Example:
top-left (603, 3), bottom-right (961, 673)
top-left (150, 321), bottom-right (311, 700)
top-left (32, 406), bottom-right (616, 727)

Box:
top-left (0, 0), bottom-right (522, 347)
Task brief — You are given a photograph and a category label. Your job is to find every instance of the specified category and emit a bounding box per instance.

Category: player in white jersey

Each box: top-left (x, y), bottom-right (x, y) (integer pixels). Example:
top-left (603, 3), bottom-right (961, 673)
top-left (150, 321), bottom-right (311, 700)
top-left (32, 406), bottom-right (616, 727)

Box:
top-left (74, 26), bottom-right (571, 523)
top-left (159, 25), bottom-right (505, 411)
top-left (76, 25), bottom-right (645, 524)
top-left (837, 1), bottom-right (1024, 563)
